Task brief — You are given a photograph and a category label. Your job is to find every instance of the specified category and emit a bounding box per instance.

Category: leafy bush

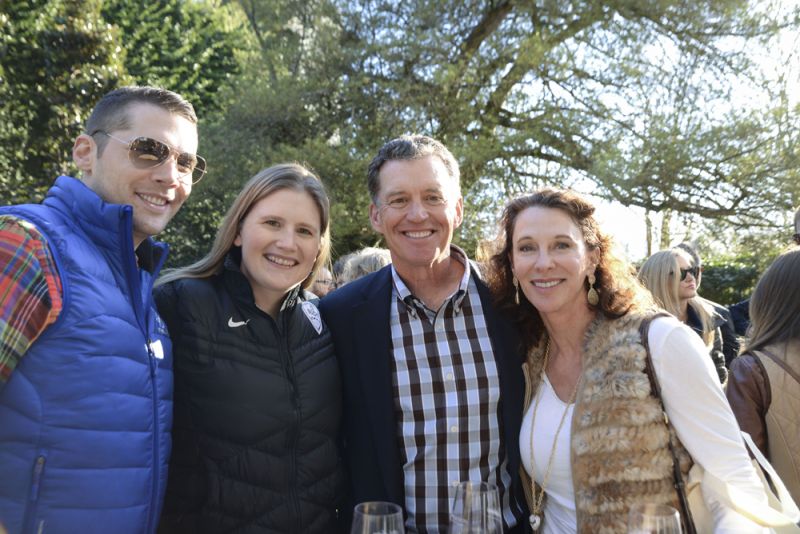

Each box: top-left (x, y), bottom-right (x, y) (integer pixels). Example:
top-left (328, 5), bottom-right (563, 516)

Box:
top-left (700, 260), bottom-right (760, 305)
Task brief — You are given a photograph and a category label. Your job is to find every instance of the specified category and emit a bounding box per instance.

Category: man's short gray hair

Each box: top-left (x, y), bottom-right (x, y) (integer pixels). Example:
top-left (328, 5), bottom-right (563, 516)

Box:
top-left (367, 135), bottom-right (460, 203)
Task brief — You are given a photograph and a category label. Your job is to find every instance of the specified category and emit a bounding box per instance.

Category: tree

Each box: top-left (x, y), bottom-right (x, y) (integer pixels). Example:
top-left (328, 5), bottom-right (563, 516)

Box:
top-left (333, 0), bottom-right (800, 246)
top-left (0, 0), bottom-right (127, 203)
top-left (161, 0), bottom-right (364, 267)
top-left (100, 0), bottom-right (244, 117)
top-left (0, 0), bottom-right (246, 208)
top-left (135, 0), bottom-right (800, 265)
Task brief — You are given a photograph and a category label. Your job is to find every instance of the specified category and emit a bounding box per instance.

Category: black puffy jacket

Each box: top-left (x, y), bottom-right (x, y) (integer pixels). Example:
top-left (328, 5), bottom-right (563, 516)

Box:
top-left (686, 302), bottom-right (728, 384)
top-left (155, 258), bottom-right (345, 533)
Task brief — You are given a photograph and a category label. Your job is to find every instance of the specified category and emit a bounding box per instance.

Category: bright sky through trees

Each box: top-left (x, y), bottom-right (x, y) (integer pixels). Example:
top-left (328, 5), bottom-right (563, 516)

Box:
top-left (590, 5), bottom-right (800, 262)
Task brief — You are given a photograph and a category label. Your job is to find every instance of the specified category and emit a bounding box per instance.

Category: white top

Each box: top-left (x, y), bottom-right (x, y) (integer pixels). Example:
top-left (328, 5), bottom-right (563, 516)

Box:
top-left (520, 316), bottom-right (769, 533)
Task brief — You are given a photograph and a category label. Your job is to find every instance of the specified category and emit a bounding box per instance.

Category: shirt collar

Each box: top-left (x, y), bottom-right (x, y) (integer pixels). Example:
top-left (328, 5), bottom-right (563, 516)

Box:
top-left (390, 244), bottom-right (472, 315)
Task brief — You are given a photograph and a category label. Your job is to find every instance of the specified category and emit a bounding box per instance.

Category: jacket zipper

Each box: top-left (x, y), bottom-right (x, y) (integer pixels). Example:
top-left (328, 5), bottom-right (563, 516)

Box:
top-left (23, 454), bottom-right (46, 533)
top-left (279, 311), bottom-right (302, 532)
top-left (146, 339), bottom-right (158, 534)
top-left (119, 207), bottom-right (167, 534)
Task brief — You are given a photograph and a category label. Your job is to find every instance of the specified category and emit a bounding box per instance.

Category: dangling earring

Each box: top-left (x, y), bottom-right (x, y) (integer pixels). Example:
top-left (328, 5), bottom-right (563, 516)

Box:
top-left (587, 272), bottom-right (599, 306)
top-left (513, 276), bottom-right (520, 305)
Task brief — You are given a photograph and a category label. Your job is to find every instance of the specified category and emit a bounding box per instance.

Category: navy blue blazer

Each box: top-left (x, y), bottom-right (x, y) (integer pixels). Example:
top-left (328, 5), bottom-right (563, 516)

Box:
top-left (319, 264), bottom-right (527, 522)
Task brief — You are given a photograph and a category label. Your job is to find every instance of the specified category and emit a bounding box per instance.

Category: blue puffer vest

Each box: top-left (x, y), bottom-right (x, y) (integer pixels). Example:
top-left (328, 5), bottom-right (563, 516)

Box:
top-left (0, 176), bottom-right (173, 534)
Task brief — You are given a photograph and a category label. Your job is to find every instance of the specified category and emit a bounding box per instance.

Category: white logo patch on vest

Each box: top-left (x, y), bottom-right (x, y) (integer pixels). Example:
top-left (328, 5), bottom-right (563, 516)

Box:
top-left (148, 339), bottom-right (165, 360)
top-left (301, 301), bottom-right (323, 335)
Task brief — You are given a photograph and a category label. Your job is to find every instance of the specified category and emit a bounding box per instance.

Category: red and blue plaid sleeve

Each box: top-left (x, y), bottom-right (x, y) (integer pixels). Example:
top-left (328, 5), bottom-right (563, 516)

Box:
top-left (0, 215), bottom-right (63, 386)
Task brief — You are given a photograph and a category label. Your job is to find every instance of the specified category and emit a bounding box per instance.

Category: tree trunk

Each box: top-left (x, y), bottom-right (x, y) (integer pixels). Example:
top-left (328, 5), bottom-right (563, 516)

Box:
top-left (660, 209), bottom-right (672, 249)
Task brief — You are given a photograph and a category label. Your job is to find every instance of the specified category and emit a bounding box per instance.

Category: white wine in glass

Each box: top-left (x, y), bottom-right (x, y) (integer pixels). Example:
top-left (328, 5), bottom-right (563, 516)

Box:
top-left (627, 503), bottom-right (682, 534)
top-left (449, 481), bottom-right (503, 534)
top-left (350, 501), bottom-right (404, 534)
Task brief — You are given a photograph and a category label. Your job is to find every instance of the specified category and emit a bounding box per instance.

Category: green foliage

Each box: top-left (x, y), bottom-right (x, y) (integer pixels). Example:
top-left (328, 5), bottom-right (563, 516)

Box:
top-left (2, 0), bottom-right (799, 272)
top-left (700, 260), bottom-right (761, 305)
top-left (164, 0), bottom-right (800, 264)
top-left (160, 0), bottom-right (362, 267)
top-left (694, 224), bottom-right (791, 304)
top-left (100, 0), bottom-right (245, 116)
top-left (333, 0), bottom-right (800, 243)
top-left (0, 0), bottom-right (245, 208)
top-left (0, 0), bottom-right (127, 203)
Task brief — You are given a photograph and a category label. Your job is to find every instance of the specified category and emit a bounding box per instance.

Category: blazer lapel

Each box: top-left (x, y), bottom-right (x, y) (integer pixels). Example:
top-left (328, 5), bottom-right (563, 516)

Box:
top-left (475, 276), bottom-right (524, 478)
top-left (351, 267), bottom-right (404, 502)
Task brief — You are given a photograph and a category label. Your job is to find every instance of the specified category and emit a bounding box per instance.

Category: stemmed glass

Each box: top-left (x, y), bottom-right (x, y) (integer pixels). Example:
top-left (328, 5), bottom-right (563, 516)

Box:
top-left (350, 501), bottom-right (404, 534)
top-left (627, 503), bottom-right (682, 534)
top-left (449, 481), bottom-right (503, 534)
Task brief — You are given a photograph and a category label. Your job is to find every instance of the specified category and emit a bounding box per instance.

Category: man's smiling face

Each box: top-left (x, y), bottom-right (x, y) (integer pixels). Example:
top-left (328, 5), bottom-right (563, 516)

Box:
top-left (76, 102), bottom-right (198, 247)
top-left (369, 155), bottom-right (463, 271)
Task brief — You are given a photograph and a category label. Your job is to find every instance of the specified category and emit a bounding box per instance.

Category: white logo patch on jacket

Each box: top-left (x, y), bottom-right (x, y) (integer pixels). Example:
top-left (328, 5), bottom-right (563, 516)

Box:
top-left (301, 301), bottom-right (323, 335)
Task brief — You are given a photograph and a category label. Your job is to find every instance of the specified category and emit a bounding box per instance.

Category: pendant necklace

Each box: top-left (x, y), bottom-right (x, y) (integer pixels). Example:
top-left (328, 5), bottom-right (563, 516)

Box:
top-left (528, 340), bottom-right (580, 532)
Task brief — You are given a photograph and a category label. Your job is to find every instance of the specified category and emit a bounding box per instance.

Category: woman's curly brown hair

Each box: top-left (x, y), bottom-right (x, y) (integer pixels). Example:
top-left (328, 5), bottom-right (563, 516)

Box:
top-left (485, 187), bottom-right (652, 352)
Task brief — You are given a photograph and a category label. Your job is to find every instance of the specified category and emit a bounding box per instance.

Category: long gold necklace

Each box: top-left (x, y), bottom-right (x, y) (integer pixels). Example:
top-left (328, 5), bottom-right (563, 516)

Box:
top-left (528, 341), bottom-right (580, 532)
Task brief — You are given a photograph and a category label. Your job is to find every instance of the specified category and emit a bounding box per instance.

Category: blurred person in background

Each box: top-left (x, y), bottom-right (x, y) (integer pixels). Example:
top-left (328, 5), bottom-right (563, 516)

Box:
top-left (729, 204), bottom-right (800, 336)
top-left (331, 252), bottom-right (352, 288)
top-left (337, 246), bottom-right (391, 286)
top-left (727, 248), bottom-right (800, 502)
top-left (639, 248), bottom-right (728, 383)
top-left (676, 242), bottom-right (739, 366)
top-left (312, 266), bottom-right (335, 297)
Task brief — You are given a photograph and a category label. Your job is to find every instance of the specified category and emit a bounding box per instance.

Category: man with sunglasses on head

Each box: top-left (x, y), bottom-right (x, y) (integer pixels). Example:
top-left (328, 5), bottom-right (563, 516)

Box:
top-left (0, 86), bottom-right (203, 534)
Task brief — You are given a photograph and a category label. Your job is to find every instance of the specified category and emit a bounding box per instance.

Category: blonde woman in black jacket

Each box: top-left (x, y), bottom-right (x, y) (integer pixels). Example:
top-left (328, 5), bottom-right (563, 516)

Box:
top-left (155, 164), bottom-right (344, 533)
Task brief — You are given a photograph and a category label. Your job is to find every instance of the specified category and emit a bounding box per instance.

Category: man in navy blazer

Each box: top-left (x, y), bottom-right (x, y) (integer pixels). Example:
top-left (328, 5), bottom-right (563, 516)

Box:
top-left (320, 135), bottom-right (526, 532)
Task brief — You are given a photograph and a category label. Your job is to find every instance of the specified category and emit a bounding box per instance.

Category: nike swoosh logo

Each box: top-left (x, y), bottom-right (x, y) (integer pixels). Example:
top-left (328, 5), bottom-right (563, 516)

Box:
top-left (228, 317), bottom-right (249, 328)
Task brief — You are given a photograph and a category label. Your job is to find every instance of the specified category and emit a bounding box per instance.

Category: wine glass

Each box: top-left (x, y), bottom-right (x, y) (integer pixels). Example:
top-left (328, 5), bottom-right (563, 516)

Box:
top-left (449, 481), bottom-right (503, 534)
top-left (627, 503), bottom-right (682, 534)
top-left (350, 501), bottom-right (404, 534)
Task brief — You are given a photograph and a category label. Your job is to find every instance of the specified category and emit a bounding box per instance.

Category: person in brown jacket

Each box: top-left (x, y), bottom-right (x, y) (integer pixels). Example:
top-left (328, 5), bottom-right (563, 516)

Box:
top-left (727, 247), bottom-right (800, 503)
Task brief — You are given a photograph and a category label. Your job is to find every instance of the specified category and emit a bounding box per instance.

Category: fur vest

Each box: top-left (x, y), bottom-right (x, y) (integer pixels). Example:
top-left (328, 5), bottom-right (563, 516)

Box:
top-left (521, 312), bottom-right (693, 533)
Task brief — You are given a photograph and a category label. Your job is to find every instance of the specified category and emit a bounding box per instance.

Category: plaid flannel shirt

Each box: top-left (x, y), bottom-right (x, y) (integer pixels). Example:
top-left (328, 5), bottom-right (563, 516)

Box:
top-left (0, 215), bottom-right (62, 385)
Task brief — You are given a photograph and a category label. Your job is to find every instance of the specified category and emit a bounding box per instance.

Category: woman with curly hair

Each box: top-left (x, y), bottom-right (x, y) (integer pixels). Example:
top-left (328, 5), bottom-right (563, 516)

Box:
top-left (486, 187), bottom-right (767, 533)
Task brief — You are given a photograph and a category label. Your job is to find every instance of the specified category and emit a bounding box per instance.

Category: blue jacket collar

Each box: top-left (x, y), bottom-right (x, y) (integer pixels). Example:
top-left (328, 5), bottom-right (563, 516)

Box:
top-left (46, 175), bottom-right (166, 272)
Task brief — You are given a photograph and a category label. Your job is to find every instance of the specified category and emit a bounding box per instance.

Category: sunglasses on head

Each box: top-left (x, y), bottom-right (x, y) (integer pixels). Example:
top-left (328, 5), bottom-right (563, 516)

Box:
top-left (673, 265), bottom-right (700, 281)
top-left (92, 131), bottom-right (207, 185)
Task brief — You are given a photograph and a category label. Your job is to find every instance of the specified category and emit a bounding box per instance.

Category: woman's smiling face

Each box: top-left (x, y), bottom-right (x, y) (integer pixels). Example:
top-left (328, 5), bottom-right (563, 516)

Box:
top-left (234, 188), bottom-right (322, 310)
top-left (510, 206), bottom-right (597, 318)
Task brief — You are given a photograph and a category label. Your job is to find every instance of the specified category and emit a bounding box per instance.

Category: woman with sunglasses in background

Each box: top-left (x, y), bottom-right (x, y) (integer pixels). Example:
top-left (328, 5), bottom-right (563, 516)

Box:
top-left (639, 248), bottom-right (728, 384)
top-left (154, 164), bottom-right (344, 533)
